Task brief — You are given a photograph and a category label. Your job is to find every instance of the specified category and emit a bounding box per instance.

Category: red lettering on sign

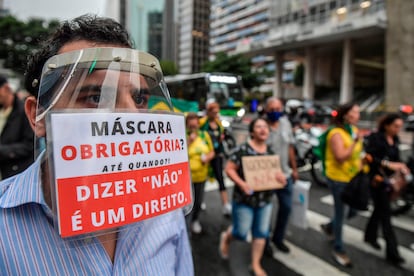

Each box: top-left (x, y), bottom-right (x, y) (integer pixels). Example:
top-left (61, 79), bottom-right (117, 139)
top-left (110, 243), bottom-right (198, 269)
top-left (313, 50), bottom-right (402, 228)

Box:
top-left (56, 162), bottom-right (191, 237)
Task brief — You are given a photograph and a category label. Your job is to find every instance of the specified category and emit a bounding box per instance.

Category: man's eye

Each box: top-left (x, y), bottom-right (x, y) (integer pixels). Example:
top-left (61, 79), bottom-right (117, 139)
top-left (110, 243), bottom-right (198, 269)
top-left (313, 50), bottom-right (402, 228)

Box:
top-left (77, 85), bottom-right (102, 105)
top-left (132, 89), bottom-right (149, 106)
top-left (84, 94), bottom-right (102, 105)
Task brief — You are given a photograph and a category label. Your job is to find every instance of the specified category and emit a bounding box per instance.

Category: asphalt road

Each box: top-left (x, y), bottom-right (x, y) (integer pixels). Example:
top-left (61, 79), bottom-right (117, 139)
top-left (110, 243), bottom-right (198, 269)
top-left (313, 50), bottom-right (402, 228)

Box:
top-left (190, 170), bottom-right (414, 276)
top-left (190, 121), bottom-right (414, 276)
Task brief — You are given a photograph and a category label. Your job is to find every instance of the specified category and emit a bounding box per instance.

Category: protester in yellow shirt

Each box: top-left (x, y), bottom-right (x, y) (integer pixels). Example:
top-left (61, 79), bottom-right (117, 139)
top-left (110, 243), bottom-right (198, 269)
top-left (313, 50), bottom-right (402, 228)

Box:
top-left (320, 103), bottom-right (363, 268)
top-left (186, 112), bottom-right (215, 234)
top-left (199, 101), bottom-right (232, 216)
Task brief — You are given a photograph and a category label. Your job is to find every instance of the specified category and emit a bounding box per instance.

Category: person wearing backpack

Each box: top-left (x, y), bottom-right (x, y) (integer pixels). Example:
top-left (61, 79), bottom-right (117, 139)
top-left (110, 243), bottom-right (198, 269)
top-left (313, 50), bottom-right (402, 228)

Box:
top-left (186, 112), bottom-right (215, 234)
top-left (319, 102), bottom-right (364, 268)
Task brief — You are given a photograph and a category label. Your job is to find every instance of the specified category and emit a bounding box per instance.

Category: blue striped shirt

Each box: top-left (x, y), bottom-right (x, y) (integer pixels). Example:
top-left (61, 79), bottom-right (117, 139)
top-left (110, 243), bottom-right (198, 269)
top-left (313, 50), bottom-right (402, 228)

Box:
top-left (0, 154), bottom-right (194, 275)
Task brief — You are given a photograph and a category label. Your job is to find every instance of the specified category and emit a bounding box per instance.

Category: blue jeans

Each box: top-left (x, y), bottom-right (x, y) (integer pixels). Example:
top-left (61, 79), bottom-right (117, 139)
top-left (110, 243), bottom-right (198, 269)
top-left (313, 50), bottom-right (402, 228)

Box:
top-left (326, 178), bottom-right (356, 253)
top-left (232, 201), bottom-right (273, 240)
top-left (271, 177), bottom-right (293, 244)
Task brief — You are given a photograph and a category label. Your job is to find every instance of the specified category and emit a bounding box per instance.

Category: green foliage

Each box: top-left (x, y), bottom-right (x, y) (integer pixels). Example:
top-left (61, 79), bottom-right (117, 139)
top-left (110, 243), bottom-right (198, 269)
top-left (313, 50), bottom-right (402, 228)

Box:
top-left (201, 52), bottom-right (264, 90)
top-left (0, 15), bottom-right (59, 75)
top-left (293, 63), bottom-right (304, 86)
top-left (160, 60), bottom-right (178, 76)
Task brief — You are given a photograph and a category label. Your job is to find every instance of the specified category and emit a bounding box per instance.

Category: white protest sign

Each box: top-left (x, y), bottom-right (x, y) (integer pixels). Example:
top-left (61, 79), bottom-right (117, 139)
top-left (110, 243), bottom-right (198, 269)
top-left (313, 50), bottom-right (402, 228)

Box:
top-left (47, 111), bottom-right (192, 237)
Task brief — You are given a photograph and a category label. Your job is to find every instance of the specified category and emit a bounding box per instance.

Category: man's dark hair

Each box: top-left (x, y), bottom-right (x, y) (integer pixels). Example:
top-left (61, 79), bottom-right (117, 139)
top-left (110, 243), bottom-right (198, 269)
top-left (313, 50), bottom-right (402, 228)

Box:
top-left (24, 14), bottom-right (134, 97)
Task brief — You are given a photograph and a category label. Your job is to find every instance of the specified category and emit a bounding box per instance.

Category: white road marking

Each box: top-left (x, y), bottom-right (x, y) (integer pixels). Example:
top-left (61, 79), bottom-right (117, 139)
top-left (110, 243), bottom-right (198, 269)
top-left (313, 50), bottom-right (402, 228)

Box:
top-left (272, 241), bottom-right (350, 276)
top-left (203, 178), bottom-right (414, 273)
top-left (307, 210), bottom-right (414, 272)
top-left (399, 144), bottom-right (411, 151)
top-left (204, 178), bottom-right (234, 192)
top-left (320, 194), bottom-right (414, 233)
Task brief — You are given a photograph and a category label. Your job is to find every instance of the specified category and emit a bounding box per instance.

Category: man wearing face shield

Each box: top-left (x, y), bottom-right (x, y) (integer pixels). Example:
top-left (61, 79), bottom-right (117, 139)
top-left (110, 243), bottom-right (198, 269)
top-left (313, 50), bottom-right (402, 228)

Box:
top-left (263, 97), bottom-right (298, 256)
top-left (0, 15), bottom-right (193, 275)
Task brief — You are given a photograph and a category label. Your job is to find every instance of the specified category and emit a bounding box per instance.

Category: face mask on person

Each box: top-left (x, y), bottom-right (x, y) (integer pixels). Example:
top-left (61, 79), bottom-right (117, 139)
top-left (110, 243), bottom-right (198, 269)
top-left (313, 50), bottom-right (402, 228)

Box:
top-left (266, 111), bottom-right (284, 122)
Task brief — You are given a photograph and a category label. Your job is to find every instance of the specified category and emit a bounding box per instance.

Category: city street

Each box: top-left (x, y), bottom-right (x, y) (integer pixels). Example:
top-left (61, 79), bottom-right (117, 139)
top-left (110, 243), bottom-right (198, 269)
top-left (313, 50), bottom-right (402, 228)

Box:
top-left (1, 1), bottom-right (413, 275)
top-left (190, 122), bottom-right (414, 276)
top-left (190, 171), bottom-right (414, 276)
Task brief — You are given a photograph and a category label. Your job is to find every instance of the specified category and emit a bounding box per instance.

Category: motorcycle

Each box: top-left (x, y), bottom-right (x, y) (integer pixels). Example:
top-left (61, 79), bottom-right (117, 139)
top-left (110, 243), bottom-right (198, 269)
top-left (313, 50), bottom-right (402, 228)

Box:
top-left (390, 179), bottom-right (414, 216)
top-left (388, 115), bottom-right (414, 215)
top-left (294, 125), bottom-right (328, 186)
top-left (220, 116), bottom-right (237, 158)
top-left (380, 111), bottom-right (414, 216)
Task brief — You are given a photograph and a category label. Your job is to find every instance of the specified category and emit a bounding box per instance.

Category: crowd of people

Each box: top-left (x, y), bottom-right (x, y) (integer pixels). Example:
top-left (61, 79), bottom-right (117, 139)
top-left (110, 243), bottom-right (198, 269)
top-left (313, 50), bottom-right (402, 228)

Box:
top-left (318, 104), bottom-right (408, 268)
top-left (187, 98), bottom-right (409, 274)
top-left (0, 13), bottom-right (410, 275)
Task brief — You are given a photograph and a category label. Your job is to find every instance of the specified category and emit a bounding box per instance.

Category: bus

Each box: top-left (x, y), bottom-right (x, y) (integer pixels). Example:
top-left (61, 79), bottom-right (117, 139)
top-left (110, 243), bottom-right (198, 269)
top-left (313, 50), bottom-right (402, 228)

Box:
top-left (163, 72), bottom-right (246, 121)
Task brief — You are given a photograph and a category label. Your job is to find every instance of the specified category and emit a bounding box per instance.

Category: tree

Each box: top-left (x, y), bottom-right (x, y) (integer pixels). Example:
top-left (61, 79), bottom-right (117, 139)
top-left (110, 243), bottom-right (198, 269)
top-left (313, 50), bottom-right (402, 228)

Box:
top-left (201, 52), bottom-right (264, 90)
top-left (160, 60), bottom-right (178, 76)
top-left (0, 15), bottom-right (59, 75)
top-left (293, 63), bottom-right (304, 86)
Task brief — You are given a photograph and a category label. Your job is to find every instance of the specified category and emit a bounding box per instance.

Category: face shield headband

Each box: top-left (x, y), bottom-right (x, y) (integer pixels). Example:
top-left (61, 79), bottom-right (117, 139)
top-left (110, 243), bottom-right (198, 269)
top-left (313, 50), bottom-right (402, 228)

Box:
top-left (36, 47), bottom-right (173, 122)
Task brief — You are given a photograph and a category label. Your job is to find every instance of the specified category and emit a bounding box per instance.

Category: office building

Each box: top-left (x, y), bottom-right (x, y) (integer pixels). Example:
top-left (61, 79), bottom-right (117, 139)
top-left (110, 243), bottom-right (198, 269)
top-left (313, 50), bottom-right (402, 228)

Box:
top-left (162, 0), bottom-right (178, 62)
top-left (121, 0), bottom-right (164, 52)
top-left (177, 0), bottom-right (210, 73)
top-left (148, 11), bottom-right (163, 58)
top-left (209, 0), bottom-right (413, 111)
top-left (209, 0), bottom-right (269, 58)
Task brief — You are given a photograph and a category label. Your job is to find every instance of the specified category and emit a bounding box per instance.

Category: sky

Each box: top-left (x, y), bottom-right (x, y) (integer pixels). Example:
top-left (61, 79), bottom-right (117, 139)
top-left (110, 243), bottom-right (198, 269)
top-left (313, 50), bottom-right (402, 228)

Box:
top-left (3, 0), bottom-right (166, 52)
top-left (4, 0), bottom-right (107, 21)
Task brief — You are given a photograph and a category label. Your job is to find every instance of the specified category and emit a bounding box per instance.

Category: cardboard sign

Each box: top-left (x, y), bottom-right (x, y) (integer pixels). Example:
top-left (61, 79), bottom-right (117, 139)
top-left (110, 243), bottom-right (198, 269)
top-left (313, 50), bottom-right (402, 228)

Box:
top-left (47, 111), bottom-right (192, 237)
top-left (242, 155), bottom-right (283, 191)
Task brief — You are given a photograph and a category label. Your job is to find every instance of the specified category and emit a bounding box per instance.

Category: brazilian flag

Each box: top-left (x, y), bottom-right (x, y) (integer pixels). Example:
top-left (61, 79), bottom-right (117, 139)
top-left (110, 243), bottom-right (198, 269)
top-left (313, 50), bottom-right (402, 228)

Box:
top-left (148, 96), bottom-right (199, 113)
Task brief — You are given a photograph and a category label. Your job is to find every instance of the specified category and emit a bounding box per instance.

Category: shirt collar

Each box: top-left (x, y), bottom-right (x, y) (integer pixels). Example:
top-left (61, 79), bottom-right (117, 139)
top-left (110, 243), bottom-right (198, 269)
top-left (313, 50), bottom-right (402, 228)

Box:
top-left (0, 151), bottom-right (48, 209)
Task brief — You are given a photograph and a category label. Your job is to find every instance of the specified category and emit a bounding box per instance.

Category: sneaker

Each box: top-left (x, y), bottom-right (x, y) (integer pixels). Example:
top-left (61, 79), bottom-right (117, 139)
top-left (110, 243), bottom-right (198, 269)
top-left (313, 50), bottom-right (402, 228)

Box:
top-left (275, 242), bottom-right (290, 254)
top-left (200, 202), bottom-right (207, 211)
top-left (222, 203), bottom-right (232, 217)
top-left (191, 220), bottom-right (202, 234)
top-left (320, 223), bottom-right (334, 241)
top-left (332, 251), bottom-right (352, 267)
top-left (386, 255), bottom-right (405, 267)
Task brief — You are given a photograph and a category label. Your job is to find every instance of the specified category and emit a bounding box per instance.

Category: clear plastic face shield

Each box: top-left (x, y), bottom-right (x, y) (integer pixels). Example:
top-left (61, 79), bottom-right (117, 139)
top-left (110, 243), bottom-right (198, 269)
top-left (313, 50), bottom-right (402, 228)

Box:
top-left (35, 48), bottom-right (193, 241)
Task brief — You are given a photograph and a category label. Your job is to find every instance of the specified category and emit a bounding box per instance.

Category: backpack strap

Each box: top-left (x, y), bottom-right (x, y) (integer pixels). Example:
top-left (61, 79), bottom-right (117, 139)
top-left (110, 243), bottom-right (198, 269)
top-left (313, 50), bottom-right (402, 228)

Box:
top-left (199, 130), bottom-right (214, 151)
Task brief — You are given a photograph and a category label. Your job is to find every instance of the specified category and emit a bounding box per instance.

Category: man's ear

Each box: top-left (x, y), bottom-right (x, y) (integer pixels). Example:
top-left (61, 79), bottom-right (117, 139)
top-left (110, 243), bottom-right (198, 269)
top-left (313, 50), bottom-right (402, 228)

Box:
top-left (25, 96), bottom-right (46, 137)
